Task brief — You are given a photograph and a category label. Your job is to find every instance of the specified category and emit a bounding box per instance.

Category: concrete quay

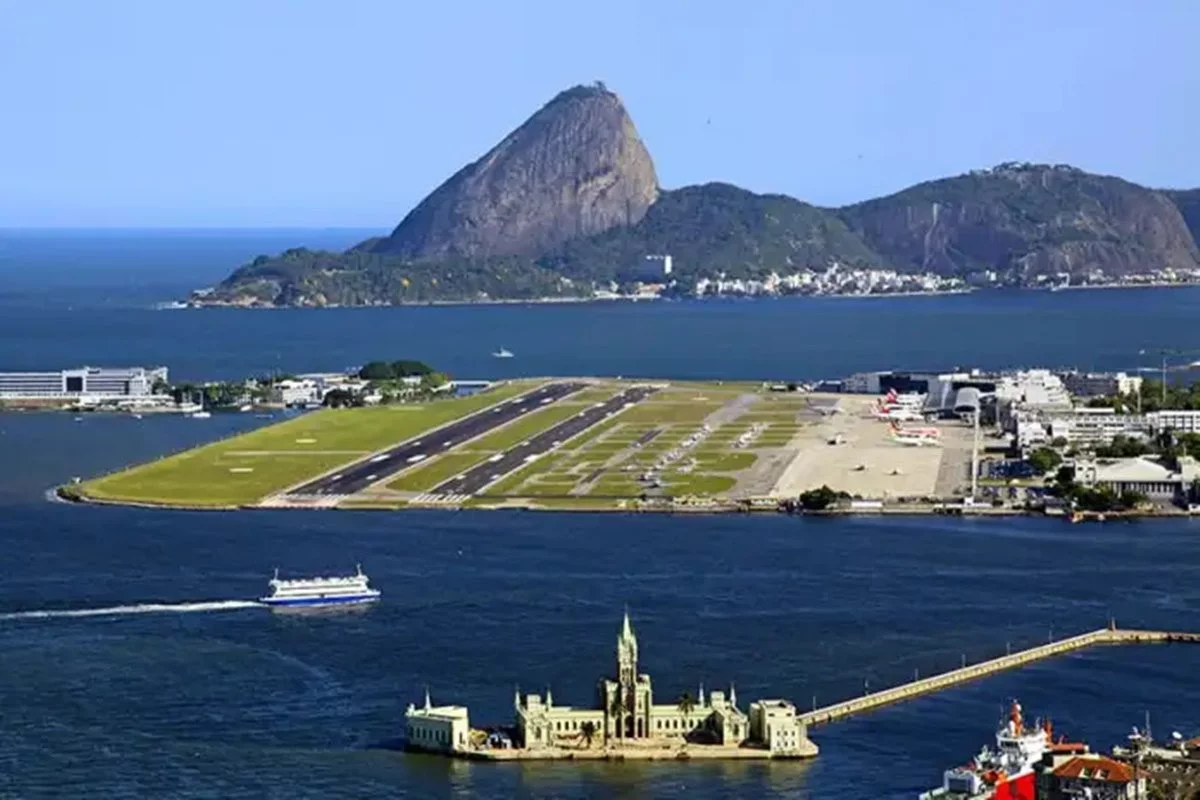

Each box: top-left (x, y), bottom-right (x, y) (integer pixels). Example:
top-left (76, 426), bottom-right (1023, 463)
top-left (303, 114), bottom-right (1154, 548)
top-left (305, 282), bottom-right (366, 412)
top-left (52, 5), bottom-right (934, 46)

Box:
top-left (801, 625), bottom-right (1200, 727)
top-left (443, 743), bottom-right (812, 761)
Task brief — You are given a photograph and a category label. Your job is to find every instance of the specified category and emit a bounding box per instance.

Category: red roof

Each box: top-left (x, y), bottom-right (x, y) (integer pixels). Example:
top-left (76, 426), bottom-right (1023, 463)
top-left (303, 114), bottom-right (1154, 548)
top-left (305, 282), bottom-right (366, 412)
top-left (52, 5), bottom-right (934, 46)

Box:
top-left (1052, 755), bottom-right (1138, 783)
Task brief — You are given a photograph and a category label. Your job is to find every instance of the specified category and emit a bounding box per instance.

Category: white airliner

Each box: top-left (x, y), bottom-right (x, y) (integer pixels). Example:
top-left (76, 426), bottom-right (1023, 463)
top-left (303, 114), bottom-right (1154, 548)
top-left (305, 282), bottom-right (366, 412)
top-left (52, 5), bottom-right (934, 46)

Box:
top-left (877, 388), bottom-right (925, 409)
top-left (888, 420), bottom-right (941, 438)
top-left (888, 423), bottom-right (942, 447)
top-left (874, 405), bottom-right (925, 422)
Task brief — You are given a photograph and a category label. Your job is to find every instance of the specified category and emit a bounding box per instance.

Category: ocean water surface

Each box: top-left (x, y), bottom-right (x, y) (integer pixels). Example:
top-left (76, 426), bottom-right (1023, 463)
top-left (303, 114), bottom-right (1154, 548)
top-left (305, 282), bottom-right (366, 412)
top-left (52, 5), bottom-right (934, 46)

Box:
top-left (3, 231), bottom-right (1200, 798)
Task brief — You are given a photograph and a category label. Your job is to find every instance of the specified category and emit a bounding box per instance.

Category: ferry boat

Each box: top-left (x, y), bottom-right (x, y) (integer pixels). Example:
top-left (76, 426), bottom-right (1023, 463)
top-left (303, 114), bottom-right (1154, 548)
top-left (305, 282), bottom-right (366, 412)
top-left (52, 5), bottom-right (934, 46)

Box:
top-left (919, 701), bottom-right (1047, 800)
top-left (259, 565), bottom-right (381, 608)
top-left (492, 347), bottom-right (514, 358)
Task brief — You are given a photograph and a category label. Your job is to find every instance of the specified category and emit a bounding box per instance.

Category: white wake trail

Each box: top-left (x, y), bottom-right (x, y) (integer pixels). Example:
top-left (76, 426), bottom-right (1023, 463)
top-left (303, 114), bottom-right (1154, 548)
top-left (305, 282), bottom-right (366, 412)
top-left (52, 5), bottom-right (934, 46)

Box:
top-left (0, 599), bottom-right (262, 620)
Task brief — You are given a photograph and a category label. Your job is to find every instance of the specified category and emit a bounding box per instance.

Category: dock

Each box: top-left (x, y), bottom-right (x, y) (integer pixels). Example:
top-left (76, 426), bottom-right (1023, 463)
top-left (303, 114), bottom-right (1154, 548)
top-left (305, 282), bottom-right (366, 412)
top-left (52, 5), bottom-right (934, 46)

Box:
top-left (801, 624), bottom-right (1200, 727)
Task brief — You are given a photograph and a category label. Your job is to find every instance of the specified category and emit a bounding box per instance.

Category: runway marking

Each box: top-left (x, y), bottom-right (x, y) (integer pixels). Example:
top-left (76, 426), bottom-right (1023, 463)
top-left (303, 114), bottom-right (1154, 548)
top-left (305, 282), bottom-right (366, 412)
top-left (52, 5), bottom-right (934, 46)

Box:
top-left (412, 492), bottom-right (471, 505)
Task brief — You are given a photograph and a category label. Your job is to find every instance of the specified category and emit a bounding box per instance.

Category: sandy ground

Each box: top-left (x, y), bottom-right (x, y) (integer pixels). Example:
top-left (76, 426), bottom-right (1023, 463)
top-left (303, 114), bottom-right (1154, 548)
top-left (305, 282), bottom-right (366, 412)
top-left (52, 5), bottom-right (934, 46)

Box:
top-left (770, 397), bottom-right (973, 500)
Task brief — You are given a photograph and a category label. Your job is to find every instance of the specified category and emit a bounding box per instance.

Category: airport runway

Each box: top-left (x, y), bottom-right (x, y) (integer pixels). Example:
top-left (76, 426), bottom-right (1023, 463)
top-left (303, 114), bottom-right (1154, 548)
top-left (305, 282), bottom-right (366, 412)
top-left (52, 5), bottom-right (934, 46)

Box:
top-left (431, 385), bottom-right (658, 496)
top-left (290, 382), bottom-right (585, 496)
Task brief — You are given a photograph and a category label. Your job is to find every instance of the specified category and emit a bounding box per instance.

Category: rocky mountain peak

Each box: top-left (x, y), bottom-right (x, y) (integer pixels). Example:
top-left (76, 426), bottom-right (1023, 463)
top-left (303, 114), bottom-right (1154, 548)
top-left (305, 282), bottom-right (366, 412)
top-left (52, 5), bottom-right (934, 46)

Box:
top-left (371, 82), bottom-right (660, 260)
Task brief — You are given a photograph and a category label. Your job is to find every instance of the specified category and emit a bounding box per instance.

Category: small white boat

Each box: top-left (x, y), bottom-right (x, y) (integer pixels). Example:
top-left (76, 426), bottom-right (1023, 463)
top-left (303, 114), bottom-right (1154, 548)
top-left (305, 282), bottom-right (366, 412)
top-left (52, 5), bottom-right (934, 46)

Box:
top-left (191, 411), bottom-right (211, 419)
top-left (492, 347), bottom-right (514, 358)
top-left (259, 565), bottom-right (381, 608)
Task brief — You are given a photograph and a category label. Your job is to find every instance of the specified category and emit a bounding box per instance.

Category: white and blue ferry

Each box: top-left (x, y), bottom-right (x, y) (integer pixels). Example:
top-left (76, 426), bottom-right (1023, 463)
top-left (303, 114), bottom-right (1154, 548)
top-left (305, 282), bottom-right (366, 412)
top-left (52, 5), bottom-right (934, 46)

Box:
top-left (259, 565), bottom-right (381, 608)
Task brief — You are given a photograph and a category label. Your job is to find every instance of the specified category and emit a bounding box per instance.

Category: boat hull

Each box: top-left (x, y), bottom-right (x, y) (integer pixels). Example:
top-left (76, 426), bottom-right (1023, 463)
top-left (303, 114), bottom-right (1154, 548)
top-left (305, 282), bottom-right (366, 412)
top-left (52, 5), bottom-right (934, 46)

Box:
top-left (258, 593), bottom-right (380, 608)
top-left (993, 772), bottom-right (1035, 800)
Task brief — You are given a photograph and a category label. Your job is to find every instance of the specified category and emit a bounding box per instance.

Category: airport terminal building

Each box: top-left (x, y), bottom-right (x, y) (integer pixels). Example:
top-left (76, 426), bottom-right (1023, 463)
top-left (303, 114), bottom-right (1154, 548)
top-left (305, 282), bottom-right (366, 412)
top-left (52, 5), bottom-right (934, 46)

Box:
top-left (0, 366), bottom-right (168, 399)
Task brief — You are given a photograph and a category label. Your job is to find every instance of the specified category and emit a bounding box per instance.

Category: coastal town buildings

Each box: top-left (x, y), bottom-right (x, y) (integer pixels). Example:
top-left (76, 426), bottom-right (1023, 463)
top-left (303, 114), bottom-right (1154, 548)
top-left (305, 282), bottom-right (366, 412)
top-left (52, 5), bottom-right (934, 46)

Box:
top-left (691, 265), bottom-right (965, 299)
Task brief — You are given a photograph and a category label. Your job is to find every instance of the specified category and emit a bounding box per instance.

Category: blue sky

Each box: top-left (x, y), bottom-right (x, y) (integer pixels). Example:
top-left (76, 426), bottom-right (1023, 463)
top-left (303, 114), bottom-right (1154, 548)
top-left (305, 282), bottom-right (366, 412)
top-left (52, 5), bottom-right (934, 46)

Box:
top-left (2, 0), bottom-right (1197, 227)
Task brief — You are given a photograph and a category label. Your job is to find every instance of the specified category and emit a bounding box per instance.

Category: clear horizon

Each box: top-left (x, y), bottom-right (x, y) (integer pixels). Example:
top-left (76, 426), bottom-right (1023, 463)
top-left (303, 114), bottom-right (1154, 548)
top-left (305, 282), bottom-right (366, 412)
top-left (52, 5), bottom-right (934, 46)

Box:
top-left (3, 0), bottom-right (1198, 227)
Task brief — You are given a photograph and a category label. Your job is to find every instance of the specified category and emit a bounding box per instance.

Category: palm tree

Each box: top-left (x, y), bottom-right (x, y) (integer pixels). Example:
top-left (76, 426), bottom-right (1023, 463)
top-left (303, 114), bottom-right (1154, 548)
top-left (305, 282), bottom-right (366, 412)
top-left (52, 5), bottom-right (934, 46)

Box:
top-left (609, 692), bottom-right (627, 743)
top-left (676, 691), bottom-right (696, 737)
top-left (580, 720), bottom-right (597, 749)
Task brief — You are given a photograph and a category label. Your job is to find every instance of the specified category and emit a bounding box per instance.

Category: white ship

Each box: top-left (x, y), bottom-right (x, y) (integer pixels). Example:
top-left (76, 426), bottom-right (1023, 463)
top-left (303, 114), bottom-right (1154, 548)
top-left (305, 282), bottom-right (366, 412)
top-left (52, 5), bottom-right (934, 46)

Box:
top-left (492, 347), bottom-right (514, 358)
top-left (919, 701), bottom-right (1048, 800)
top-left (259, 565), bottom-right (381, 608)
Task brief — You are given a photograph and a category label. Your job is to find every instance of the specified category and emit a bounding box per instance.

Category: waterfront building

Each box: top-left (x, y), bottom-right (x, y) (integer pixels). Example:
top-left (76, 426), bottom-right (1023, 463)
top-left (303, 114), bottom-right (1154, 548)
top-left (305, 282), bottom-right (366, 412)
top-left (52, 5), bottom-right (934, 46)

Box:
top-left (270, 378), bottom-right (324, 407)
top-left (1074, 456), bottom-right (1200, 501)
top-left (514, 611), bottom-right (773, 748)
top-left (404, 689), bottom-right (471, 754)
top-left (0, 366), bottom-right (167, 399)
top-left (1059, 370), bottom-right (1143, 400)
top-left (1038, 753), bottom-right (1146, 799)
top-left (410, 611), bottom-right (817, 759)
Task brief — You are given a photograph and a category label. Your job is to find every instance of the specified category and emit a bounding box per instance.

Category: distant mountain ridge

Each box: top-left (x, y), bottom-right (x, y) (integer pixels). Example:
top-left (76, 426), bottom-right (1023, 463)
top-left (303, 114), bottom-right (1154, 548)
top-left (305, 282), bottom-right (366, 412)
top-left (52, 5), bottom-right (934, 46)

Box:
top-left (838, 163), bottom-right (1200, 280)
top-left (205, 86), bottom-right (1200, 306)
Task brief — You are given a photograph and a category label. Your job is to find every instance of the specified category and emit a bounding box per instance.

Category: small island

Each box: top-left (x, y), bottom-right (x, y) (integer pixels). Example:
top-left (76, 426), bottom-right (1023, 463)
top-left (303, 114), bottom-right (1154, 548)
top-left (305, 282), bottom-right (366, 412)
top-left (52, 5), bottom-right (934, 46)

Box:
top-left (404, 611), bottom-right (817, 760)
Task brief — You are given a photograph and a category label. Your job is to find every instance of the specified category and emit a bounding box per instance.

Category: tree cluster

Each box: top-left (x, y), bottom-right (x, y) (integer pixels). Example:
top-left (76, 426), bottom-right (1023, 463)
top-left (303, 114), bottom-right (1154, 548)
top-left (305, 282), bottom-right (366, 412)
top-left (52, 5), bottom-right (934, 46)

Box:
top-left (798, 485), bottom-right (848, 510)
top-left (357, 360), bottom-right (435, 380)
top-left (1026, 447), bottom-right (1063, 475)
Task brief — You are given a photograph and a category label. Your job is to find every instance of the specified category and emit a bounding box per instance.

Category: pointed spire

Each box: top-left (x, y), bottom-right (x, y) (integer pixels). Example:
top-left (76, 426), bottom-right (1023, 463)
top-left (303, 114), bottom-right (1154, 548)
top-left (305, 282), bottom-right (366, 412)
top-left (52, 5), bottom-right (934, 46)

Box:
top-left (699, 683), bottom-right (706, 707)
top-left (546, 685), bottom-right (553, 708)
top-left (514, 684), bottom-right (522, 710)
top-left (729, 682), bottom-right (737, 708)
top-left (424, 685), bottom-right (432, 711)
top-left (621, 606), bottom-right (634, 640)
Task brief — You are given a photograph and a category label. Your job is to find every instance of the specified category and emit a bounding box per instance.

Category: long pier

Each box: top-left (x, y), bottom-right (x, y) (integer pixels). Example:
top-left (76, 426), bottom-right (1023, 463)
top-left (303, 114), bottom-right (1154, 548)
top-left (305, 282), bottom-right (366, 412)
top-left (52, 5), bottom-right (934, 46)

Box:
top-left (800, 625), bottom-right (1200, 727)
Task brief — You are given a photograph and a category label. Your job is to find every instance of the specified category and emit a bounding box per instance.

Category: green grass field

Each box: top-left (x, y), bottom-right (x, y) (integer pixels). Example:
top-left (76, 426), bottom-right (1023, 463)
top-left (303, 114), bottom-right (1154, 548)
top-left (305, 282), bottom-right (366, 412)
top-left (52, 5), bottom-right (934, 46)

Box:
top-left (82, 382), bottom-right (536, 506)
top-left (386, 452), bottom-right (489, 492)
top-left (80, 378), bottom-right (807, 510)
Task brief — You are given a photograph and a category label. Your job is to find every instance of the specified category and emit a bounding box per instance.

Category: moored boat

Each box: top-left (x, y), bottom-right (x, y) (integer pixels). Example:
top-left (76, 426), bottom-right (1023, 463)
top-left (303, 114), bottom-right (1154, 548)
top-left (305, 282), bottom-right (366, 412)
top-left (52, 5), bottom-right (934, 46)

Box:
top-left (919, 701), bottom-right (1047, 800)
top-left (259, 564), bottom-right (381, 608)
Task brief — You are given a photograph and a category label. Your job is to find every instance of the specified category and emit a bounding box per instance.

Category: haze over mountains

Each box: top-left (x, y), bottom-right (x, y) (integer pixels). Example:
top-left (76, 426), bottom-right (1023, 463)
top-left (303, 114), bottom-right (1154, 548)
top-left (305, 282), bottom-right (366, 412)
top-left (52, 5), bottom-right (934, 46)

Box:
top-left (208, 84), bottom-right (1200, 306)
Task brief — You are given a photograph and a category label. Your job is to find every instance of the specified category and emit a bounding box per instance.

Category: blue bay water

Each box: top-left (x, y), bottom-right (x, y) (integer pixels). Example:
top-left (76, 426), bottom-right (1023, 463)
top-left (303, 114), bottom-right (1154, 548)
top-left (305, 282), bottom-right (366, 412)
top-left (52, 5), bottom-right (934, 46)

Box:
top-left (3, 231), bottom-right (1200, 799)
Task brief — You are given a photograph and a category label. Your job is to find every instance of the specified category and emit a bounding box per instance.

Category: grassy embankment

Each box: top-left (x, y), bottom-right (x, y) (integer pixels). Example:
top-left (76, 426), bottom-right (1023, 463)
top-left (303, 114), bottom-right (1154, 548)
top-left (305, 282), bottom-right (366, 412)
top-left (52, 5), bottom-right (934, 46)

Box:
top-left (79, 382), bottom-right (536, 507)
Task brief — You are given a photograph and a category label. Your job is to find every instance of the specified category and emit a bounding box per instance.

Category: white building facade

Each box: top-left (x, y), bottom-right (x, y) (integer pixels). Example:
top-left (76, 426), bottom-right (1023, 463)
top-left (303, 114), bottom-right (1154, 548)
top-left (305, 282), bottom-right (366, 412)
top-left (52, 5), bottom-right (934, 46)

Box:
top-left (1147, 410), bottom-right (1200, 435)
top-left (1046, 409), bottom-right (1151, 448)
top-left (405, 690), bottom-right (471, 754)
top-left (0, 366), bottom-right (168, 399)
top-left (512, 612), bottom-right (816, 756)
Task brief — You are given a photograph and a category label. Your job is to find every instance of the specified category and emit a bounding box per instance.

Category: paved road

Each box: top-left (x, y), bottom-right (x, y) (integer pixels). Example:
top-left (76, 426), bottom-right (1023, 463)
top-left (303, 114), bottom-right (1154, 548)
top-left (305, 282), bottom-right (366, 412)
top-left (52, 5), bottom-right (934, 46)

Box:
top-left (290, 382), bottom-right (585, 496)
top-left (431, 386), bottom-right (658, 496)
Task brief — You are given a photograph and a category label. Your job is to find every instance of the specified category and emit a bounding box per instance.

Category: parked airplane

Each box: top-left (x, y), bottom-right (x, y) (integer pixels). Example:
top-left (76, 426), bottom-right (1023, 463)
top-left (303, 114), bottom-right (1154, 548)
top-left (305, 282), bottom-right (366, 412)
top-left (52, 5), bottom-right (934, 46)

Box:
top-left (888, 420), bottom-right (941, 438)
top-left (878, 388), bottom-right (925, 409)
top-left (889, 427), bottom-right (942, 447)
top-left (874, 405), bottom-right (926, 422)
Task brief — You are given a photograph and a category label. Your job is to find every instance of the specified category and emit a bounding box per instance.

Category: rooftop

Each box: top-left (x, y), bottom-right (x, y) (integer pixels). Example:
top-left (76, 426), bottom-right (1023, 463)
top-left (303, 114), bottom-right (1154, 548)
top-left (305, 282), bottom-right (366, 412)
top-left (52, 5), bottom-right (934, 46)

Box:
top-left (1052, 755), bottom-right (1139, 783)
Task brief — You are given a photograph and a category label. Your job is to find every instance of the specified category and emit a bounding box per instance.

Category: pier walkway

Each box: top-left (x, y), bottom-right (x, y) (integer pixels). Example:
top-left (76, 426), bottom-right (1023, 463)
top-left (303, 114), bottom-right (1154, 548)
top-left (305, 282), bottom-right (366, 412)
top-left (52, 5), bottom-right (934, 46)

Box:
top-left (801, 625), bottom-right (1200, 727)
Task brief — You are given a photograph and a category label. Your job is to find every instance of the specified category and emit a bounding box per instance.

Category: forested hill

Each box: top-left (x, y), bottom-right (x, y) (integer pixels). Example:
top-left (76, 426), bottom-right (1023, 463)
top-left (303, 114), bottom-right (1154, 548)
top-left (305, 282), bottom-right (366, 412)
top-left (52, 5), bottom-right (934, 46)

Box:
top-left (837, 163), bottom-right (1200, 280)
